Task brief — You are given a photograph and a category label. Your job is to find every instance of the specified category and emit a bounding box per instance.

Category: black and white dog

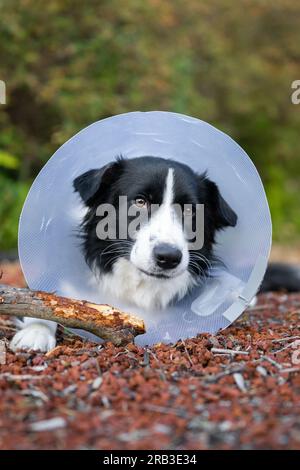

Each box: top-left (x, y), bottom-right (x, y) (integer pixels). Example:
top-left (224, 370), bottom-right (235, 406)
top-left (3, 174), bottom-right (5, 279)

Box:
top-left (73, 156), bottom-right (237, 310)
top-left (11, 155), bottom-right (238, 351)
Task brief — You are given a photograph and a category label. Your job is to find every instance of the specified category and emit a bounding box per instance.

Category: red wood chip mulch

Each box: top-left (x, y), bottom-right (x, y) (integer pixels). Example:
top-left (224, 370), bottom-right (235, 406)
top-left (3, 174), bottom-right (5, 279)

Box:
top-left (0, 262), bottom-right (299, 449)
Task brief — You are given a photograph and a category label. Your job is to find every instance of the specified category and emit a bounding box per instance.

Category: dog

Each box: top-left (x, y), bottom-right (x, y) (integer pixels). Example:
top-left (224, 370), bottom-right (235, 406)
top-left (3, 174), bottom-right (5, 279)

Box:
top-left (10, 155), bottom-right (238, 351)
top-left (72, 156), bottom-right (238, 310)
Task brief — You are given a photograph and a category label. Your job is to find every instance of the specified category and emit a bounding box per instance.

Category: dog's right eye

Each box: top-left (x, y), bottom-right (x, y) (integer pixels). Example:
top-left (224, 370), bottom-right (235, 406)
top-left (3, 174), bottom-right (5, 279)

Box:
top-left (134, 197), bottom-right (147, 208)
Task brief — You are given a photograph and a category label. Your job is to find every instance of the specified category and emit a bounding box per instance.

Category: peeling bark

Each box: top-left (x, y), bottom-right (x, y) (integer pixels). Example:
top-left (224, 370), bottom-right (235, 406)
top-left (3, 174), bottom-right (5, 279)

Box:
top-left (0, 284), bottom-right (145, 346)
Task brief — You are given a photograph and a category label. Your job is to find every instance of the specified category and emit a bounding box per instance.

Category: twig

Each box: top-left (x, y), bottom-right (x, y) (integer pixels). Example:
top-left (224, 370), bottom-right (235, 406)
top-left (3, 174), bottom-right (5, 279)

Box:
top-left (211, 347), bottom-right (249, 356)
top-left (146, 348), bottom-right (167, 381)
top-left (279, 367), bottom-right (300, 374)
top-left (204, 365), bottom-right (248, 383)
top-left (0, 284), bottom-right (145, 346)
top-left (20, 389), bottom-right (49, 402)
top-left (261, 355), bottom-right (283, 370)
top-left (246, 304), bottom-right (273, 311)
top-left (181, 340), bottom-right (194, 367)
top-left (271, 336), bottom-right (300, 343)
top-left (0, 340), bottom-right (6, 365)
top-left (0, 373), bottom-right (46, 381)
top-left (142, 403), bottom-right (189, 418)
top-left (272, 342), bottom-right (299, 354)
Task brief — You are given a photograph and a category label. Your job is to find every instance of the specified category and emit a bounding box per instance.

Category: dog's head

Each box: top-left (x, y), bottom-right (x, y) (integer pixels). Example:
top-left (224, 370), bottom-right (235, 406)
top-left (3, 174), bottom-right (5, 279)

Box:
top-left (73, 156), bottom-right (237, 305)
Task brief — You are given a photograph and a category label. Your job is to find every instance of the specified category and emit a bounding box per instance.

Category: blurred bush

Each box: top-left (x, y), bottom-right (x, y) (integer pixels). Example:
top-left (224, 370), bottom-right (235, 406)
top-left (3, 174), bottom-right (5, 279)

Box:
top-left (0, 175), bottom-right (30, 250)
top-left (0, 0), bottom-right (299, 249)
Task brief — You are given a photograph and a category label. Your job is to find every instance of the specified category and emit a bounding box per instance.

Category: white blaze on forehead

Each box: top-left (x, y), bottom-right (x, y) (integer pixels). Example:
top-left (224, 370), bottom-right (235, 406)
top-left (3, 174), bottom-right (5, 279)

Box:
top-left (162, 168), bottom-right (174, 206)
top-left (129, 164), bottom-right (190, 292)
top-left (148, 166), bottom-right (185, 247)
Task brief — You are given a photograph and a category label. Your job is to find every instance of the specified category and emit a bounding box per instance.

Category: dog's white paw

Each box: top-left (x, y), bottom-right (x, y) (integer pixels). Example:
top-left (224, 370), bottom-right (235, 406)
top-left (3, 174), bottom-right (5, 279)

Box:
top-left (10, 323), bottom-right (56, 352)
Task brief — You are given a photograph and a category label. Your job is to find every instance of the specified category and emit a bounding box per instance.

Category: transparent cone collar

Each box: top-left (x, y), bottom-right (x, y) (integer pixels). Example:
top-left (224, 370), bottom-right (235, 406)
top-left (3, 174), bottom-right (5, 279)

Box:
top-left (18, 111), bottom-right (272, 345)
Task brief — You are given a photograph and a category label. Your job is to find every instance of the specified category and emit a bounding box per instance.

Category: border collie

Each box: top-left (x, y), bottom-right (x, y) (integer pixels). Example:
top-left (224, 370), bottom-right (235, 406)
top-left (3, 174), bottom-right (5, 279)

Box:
top-left (11, 156), bottom-right (238, 351)
top-left (73, 156), bottom-right (237, 310)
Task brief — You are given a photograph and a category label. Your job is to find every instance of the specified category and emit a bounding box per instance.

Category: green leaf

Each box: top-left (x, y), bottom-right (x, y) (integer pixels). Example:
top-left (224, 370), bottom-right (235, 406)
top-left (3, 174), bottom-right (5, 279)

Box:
top-left (0, 151), bottom-right (20, 170)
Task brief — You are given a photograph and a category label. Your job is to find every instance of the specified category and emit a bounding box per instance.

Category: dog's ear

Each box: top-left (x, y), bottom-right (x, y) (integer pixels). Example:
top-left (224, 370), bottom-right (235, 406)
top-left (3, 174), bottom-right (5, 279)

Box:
top-left (73, 159), bottom-right (124, 206)
top-left (203, 178), bottom-right (237, 229)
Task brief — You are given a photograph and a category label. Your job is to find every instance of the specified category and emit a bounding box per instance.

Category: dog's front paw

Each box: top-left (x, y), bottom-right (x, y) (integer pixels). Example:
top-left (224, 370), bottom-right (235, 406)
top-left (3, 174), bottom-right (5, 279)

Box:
top-left (10, 323), bottom-right (56, 352)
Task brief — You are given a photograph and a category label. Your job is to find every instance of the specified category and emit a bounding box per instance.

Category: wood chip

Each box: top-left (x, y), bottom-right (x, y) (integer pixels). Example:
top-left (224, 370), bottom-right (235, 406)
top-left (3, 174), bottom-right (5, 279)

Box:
top-left (233, 372), bottom-right (247, 392)
top-left (29, 417), bottom-right (66, 432)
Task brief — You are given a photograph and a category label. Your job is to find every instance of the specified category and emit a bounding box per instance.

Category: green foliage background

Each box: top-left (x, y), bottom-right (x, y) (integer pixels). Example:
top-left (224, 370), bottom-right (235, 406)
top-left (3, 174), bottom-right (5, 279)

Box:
top-left (0, 0), bottom-right (299, 249)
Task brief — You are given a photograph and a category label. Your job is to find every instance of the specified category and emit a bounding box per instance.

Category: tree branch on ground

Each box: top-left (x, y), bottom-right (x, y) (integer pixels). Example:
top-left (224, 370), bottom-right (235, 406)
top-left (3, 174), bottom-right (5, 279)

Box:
top-left (0, 284), bottom-right (145, 346)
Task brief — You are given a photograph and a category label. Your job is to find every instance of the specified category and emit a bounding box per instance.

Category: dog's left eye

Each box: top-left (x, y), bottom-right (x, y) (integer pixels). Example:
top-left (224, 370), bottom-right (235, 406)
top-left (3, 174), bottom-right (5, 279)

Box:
top-left (134, 197), bottom-right (147, 208)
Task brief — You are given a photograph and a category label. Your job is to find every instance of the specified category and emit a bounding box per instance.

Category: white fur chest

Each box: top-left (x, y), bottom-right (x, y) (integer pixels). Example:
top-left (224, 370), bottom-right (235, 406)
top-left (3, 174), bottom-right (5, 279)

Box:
top-left (100, 258), bottom-right (193, 310)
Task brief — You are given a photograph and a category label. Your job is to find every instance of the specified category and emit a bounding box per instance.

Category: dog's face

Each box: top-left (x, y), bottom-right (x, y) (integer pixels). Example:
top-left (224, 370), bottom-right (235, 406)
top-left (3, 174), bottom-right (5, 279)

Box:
top-left (74, 156), bottom-right (237, 309)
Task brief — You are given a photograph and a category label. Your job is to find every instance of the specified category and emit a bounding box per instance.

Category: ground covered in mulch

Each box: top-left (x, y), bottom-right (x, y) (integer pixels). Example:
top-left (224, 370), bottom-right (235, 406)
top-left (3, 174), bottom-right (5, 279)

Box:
top-left (0, 262), bottom-right (300, 450)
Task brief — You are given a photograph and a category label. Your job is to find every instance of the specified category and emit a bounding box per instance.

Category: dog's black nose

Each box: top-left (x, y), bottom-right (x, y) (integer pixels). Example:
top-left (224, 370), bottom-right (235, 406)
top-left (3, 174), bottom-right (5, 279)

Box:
top-left (153, 243), bottom-right (182, 270)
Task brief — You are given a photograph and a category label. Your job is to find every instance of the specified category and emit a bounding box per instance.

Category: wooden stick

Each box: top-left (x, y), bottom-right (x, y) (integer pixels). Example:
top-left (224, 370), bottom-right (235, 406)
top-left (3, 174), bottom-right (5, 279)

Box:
top-left (0, 284), bottom-right (145, 346)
